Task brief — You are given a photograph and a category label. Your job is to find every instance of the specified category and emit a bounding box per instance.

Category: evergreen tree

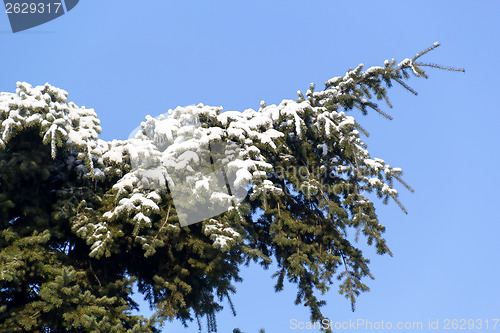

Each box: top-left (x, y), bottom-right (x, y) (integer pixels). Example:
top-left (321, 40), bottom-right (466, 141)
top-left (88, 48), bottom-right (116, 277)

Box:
top-left (0, 44), bottom-right (462, 332)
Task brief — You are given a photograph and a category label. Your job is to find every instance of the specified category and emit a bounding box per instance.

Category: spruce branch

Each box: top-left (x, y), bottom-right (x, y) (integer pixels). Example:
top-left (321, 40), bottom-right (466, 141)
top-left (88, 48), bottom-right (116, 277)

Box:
top-left (340, 253), bottom-right (356, 312)
top-left (0, 43), bottom-right (464, 333)
top-left (393, 78), bottom-right (419, 96)
top-left (393, 174), bottom-right (415, 193)
top-left (414, 62), bottom-right (466, 72)
top-left (413, 42), bottom-right (441, 61)
top-left (389, 194), bottom-right (408, 215)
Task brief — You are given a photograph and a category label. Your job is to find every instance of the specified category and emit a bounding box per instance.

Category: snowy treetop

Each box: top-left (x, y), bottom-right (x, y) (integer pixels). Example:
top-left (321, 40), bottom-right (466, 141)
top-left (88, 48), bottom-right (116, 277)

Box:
top-left (1, 44), bottom-right (465, 329)
top-left (1, 46), bottom-right (448, 256)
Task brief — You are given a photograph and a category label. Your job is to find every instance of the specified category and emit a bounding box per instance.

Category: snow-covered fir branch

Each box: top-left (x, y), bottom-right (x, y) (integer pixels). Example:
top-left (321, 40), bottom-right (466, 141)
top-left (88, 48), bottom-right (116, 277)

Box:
top-left (0, 44), bottom-right (463, 331)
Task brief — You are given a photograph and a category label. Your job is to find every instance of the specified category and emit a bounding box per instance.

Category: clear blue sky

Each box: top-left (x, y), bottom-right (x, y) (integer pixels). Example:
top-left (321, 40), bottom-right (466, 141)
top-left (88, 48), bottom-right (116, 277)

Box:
top-left (1, 1), bottom-right (499, 332)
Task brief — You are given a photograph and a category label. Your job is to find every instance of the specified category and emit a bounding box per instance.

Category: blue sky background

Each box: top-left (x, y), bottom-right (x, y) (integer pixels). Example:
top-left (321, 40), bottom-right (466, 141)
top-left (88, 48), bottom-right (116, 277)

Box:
top-left (1, 1), bottom-right (499, 332)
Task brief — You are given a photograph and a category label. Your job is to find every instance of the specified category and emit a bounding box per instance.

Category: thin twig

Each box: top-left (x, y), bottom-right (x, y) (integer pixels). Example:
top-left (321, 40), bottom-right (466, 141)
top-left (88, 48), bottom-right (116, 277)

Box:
top-left (415, 63), bottom-right (465, 72)
top-left (152, 204), bottom-right (171, 244)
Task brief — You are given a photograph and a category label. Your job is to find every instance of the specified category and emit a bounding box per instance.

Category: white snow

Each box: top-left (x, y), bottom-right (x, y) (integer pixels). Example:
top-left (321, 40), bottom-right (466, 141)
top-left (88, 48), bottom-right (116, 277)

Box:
top-left (0, 75), bottom-right (409, 254)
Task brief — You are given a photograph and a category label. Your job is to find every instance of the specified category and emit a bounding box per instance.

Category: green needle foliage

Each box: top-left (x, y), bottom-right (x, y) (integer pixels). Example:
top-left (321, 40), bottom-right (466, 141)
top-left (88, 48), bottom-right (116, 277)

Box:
top-left (0, 44), bottom-right (462, 332)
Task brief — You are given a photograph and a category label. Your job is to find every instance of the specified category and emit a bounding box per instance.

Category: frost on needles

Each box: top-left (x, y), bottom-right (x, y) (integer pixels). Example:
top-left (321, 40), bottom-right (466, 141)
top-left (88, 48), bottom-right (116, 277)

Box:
top-left (0, 44), bottom-right (463, 332)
